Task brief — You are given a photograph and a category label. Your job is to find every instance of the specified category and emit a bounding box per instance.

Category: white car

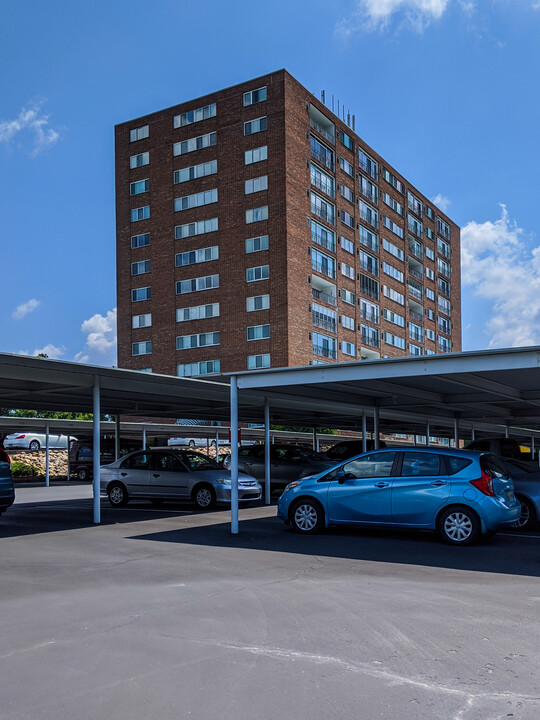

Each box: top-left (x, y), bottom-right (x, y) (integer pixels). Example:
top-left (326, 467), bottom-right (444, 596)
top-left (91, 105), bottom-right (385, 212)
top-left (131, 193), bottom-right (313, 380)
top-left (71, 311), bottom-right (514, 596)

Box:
top-left (168, 437), bottom-right (216, 449)
top-left (3, 432), bottom-right (75, 452)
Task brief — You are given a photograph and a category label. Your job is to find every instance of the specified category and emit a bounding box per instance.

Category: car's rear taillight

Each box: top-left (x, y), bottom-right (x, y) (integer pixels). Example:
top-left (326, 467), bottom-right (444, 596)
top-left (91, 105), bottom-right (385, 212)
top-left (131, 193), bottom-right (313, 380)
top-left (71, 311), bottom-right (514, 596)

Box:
top-left (470, 471), bottom-right (495, 496)
top-left (15, 434), bottom-right (26, 439)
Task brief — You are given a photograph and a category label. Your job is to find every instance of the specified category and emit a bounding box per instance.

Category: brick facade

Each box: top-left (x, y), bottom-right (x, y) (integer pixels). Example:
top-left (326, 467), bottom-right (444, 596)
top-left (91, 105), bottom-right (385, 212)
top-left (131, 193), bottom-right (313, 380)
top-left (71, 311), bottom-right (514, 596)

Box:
top-left (115, 69), bottom-right (461, 377)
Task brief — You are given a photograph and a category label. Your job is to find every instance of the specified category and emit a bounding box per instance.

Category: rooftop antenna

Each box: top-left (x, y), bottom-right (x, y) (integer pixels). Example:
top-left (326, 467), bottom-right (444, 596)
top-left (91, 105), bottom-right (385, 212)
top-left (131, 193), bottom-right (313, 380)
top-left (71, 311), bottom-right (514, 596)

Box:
top-left (352, 114), bottom-right (356, 131)
top-left (321, 90), bottom-right (325, 105)
top-left (347, 111), bottom-right (351, 127)
top-left (332, 95), bottom-right (335, 112)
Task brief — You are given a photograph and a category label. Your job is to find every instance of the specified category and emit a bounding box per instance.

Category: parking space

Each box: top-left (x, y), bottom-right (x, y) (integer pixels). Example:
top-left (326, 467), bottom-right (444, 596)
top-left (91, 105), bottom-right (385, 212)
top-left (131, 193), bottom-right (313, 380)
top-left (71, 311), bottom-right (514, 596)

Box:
top-left (1, 486), bottom-right (539, 720)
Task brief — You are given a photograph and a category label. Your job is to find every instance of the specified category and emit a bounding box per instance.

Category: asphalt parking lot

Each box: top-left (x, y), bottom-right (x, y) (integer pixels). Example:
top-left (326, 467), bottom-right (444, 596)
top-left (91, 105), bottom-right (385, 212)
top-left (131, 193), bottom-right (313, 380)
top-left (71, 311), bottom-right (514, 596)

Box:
top-left (1, 484), bottom-right (540, 720)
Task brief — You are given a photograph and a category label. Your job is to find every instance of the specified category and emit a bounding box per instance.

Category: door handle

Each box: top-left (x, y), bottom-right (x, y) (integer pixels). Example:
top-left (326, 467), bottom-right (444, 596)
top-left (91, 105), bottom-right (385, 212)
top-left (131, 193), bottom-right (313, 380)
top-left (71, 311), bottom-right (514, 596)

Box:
top-left (153, 473), bottom-right (160, 478)
top-left (374, 481), bottom-right (390, 488)
top-left (120, 472), bottom-right (127, 477)
top-left (431, 480), bottom-right (447, 486)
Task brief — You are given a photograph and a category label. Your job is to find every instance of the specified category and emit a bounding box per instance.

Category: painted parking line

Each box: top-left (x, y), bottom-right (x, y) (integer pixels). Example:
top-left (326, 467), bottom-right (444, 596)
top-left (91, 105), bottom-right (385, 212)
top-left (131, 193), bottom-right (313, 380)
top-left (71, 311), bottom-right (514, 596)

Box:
top-left (13, 501), bottom-right (195, 515)
top-left (498, 532), bottom-right (540, 539)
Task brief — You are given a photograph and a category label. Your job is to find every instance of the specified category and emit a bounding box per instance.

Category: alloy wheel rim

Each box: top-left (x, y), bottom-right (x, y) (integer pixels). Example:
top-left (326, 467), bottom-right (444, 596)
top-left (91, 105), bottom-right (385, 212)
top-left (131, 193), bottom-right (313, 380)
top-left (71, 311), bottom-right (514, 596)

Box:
top-left (295, 504), bottom-right (317, 531)
top-left (197, 488), bottom-right (212, 507)
top-left (110, 487), bottom-right (124, 504)
top-left (444, 512), bottom-right (473, 541)
top-left (513, 502), bottom-right (530, 528)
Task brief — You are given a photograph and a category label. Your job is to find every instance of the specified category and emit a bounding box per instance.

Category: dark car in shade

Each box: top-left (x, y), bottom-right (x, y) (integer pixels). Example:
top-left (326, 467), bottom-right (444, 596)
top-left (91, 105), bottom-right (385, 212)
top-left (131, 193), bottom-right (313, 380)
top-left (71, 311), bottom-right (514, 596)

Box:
top-left (325, 439), bottom-right (387, 463)
top-left (0, 448), bottom-right (15, 518)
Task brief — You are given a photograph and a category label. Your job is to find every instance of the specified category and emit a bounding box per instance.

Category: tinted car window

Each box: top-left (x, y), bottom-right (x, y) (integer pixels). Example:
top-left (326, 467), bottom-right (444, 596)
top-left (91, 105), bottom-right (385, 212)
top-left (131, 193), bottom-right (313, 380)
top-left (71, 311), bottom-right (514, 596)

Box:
top-left (467, 440), bottom-right (489, 452)
top-left (401, 452), bottom-right (441, 477)
top-left (327, 442), bottom-right (362, 460)
top-left (298, 449), bottom-right (328, 461)
top-left (342, 452), bottom-right (396, 479)
top-left (240, 446), bottom-right (264, 459)
top-left (121, 452), bottom-right (151, 470)
top-left (445, 456), bottom-right (473, 475)
top-left (154, 452), bottom-right (186, 472)
top-left (180, 451), bottom-right (220, 471)
top-left (481, 454), bottom-right (509, 478)
top-left (77, 446), bottom-right (93, 460)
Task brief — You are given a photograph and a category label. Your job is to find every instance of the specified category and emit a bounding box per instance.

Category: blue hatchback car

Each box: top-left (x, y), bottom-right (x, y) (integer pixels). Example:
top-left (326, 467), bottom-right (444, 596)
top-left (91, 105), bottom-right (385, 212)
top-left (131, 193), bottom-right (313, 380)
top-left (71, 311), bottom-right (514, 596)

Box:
top-left (277, 447), bottom-right (521, 545)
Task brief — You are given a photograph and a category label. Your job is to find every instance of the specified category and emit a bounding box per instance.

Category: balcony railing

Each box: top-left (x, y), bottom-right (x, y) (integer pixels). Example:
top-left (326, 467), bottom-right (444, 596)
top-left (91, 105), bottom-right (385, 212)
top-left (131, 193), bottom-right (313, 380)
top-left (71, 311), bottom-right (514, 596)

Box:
top-left (311, 260), bottom-right (336, 279)
top-left (408, 266), bottom-right (423, 280)
top-left (408, 221), bottom-right (423, 238)
top-left (310, 146), bottom-right (334, 172)
top-left (312, 288), bottom-right (337, 306)
top-left (408, 201), bottom-right (423, 219)
top-left (358, 209), bottom-right (378, 229)
top-left (311, 175), bottom-right (335, 199)
top-left (358, 157), bottom-right (378, 181)
top-left (311, 232), bottom-right (336, 253)
top-left (361, 334), bottom-right (380, 348)
top-left (313, 315), bottom-right (337, 333)
top-left (361, 285), bottom-right (380, 301)
top-left (311, 204), bottom-right (335, 225)
top-left (408, 241), bottom-right (423, 259)
top-left (310, 118), bottom-right (335, 144)
top-left (409, 309), bottom-right (423, 323)
top-left (361, 310), bottom-right (379, 324)
top-left (438, 343), bottom-right (451, 353)
top-left (313, 344), bottom-right (337, 359)
top-left (409, 330), bottom-right (424, 342)
top-left (408, 285), bottom-right (423, 301)
top-left (358, 232), bottom-right (378, 252)
top-left (359, 260), bottom-right (378, 276)
top-left (358, 185), bottom-right (378, 205)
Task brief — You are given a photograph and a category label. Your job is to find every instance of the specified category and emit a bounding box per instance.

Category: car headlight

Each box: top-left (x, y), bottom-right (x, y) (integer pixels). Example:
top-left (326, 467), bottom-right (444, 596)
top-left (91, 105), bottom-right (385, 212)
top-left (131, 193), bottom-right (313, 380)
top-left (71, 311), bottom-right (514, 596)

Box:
top-left (215, 477), bottom-right (231, 485)
top-left (284, 481), bottom-right (301, 493)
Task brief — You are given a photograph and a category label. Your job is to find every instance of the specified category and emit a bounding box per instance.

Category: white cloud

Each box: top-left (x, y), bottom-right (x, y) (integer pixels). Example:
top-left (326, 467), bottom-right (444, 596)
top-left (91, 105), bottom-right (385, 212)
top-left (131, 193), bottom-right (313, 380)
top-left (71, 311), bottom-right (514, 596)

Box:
top-left (461, 205), bottom-right (540, 348)
top-left (0, 102), bottom-right (60, 157)
top-left (74, 308), bottom-right (117, 366)
top-left (12, 298), bottom-right (41, 320)
top-left (18, 344), bottom-right (66, 359)
top-left (335, 0), bottom-right (449, 35)
top-left (431, 193), bottom-right (451, 212)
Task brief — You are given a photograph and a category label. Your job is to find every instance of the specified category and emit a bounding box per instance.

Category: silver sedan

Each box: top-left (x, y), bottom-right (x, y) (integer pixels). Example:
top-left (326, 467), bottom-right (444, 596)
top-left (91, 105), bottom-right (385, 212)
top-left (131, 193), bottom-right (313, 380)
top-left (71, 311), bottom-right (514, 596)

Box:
top-left (100, 448), bottom-right (261, 509)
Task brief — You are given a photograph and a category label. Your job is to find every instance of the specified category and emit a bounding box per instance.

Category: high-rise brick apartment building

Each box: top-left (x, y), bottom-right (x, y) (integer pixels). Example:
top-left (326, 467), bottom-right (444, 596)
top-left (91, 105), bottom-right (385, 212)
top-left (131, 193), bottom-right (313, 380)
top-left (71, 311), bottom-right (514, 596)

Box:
top-left (115, 69), bottom-right (461, 377)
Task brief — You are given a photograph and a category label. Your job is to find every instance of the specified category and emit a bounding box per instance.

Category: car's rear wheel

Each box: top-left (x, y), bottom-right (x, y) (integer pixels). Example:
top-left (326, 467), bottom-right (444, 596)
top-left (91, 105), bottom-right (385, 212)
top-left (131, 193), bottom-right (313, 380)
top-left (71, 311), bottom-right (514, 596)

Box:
top-left (29, 440), bottom-right (40, 452)
top-left (438, 506), bottom-right (480, 545)
top-left (77, 466), bottom-right (89, 481)
top-left (512, 496), bottom-right (536, 531)
top-left (107, 482), bottom-right (129, 507)
top-left (290, 498), bottom-right (324, 534)
top-left (193, 484), bottom-right (216, 510)
top-left (188, 440), bottom-right (196, 448)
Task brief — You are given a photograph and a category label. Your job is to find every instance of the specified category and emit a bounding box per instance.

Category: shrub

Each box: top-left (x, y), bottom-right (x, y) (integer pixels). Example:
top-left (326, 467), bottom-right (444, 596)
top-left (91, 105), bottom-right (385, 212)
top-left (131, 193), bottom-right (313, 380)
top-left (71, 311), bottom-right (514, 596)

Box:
top-left (11, 460), bottom-right (43, 478)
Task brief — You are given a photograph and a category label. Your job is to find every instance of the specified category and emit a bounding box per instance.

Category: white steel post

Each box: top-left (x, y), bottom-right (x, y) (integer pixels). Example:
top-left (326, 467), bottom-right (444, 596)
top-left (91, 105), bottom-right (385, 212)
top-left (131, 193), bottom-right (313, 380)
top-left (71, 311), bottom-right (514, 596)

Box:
top-left (230, 376), bottom-right (239, 534)
top-left (45, 422), bottom-right (50, 487)
top-left (115, 415), bottom-right (120, 460)
top-left (504, 425), bottom-right (510, 439)
top-left (66, 435), bottom-right (71, 481)
top-left (362, 413), bottom-right (367, 453)
top-left (215, 431), bottom-right (219, 459)
top-left (373, 407), bottom-right (380, 449)
top-left (312, 426), bottom-right (317, 451)
top-left (471, 427), bottom-right (476, 441)
top-left (264, 397), bottom-right (271, 505)
top-left (142, 427), bottom-right (147, 450)
top-left (453, 418), bottom-right (459, 448)
top-left (532, 436), bottom-right (535, 461)
top-left (93, 378), bottom-right (101, 525)
top-left (426, 422), bottom-right (430, 447)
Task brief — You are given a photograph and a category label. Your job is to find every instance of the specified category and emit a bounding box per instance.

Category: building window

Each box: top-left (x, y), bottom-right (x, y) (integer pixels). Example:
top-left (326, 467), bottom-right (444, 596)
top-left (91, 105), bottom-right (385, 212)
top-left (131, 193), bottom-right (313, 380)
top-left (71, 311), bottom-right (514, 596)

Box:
top-left (339, 156), bottom-right (354, 177)
top-left (341, 235), bottom-right (354, 254)
top-left (245, 206), bottom-right (268, 224)
top-left (312, 248), bottom-right (336, 279)
top-left (247, 324), bottom-right (270, 340)
top-left (131, 286), bottom-right (151, 302)
top-left (342, 288), bottom-right (356, 305)
top-left (174, 188), bottom-right (218, 212)
top-left (382, 215), bottom-right (403, 238)
top-left (310, 220), bottom-right (336, 252)
top-left (360, 274), bottom-right (379, 300)
top-left (340, 209), bottom-right (354, 228)
top-left (437, 237), bottom-right (451, 258)
top-left (382, 192), bottom-right (404, 217)
top-left (313, 332), bottom-right (337, 359)
top-left (245, 235), bottom-right (269, 253)
top-left (131, 206), bottom-right (150, 222)
top-left (132, 341), bottom-right (152, 355)
top-left (246, 265), bottom-right (269, 282)
top-left (358, 200), bottom-right (378, 229)
top-left (340, 183), bottom-right (354, 203)
top-left (132, 313), bottom-right (152, 329)
top-left (130, 125), bottom-right (149, 142)
top-left (245, 145), bottom-right (268, 165)
top-left (382, 238), bottom-right (404, 261)
top-left (358, 148), bottom-right (378, 180)
top-left (361, 324), bottom-right (380, 348)
top-left (173, 131), bottom-right (217, 156)
top-left (130, 152), bottom-right (149, 169)
top-left (173, 103), bottom-right (216, 128)
top-left (174, 159), bottom-right (217, 184)
top-left (438, 277), bottom-right (451, 297)
top-left (425, 206), bottom-right (434, 220)
top-left (438, 336), bottom-right (451, 353)
top-left (175, 217), bottom-right (218, 239)
top-left (311, 164), bottom-right (335, 198)
top-left (437, 217), bottom-right (450, 239)
top-left (426, 267), bottom-right (435, 281)
top-left (438, 316), bottom-right (451, 334)
top-left (177, 360), bottom-right (220, 377)
top-left (176, 331), bottom-right (220, 349)
top-left (310, 135), bottom-right (334, 171)
top-left (361, 299), bottom-right (379, 324)
top-left (313, 304), bottom-right (336, 332)
top-left (383, 262), bottom-right (404, 283)
top-left (408, 214), bottom-right (423, 238)
top-left (245, 175), bottom-right (268, 194)
top-left (426, 308), bottom-right (435, 320)
top-left (341, 314), bottom-right (355, 331)
top-left (408, 236), bottom-right (423, 259)
top-left (426, 227), bottom-right (434, 240)
top-left (382, 168), bottom-right (404, 193)
top-left (131, 233), bottom-right (150, 249)
top-left (437, 257), bottom-right (450, 277)
top-left (438, 296), bottom-right (451, 315)
top-left (383, 285), bottom-right (404, 305)
top-left (341, 262), bottom-right (355, 280)
top-left (247, 353), bottom-right (270, 369)
top-left (176, 274), bottom-right (219, 294)
top-left (408, 192), bottom-right (423, 218)
top-left (425, 246), bottom-right (435, 260)
top-left (426, 328), bottom-right (436, 341)
top-left (246, 294), bottom-right (270, 311)
top-left (409, 321), bottom-right (424, 342)
top-left (131, 260), bottom-right (150, 276)
top-left (359, 250), bottom-right (378, 276)
top-left (358, 175), bottom-right (378, 204)
top-left (130, 179), bottom-right (149, 196)
top-left (339, 130), bottom-right (354, 151)
top-left (383, 308), bottom-right (405, 327)
top-left (243, 86), bottom-right (267, 106)
top-left (175, 246), bottom-right (219, 267)
top-left (342, 341), bottom-right (356, 357)
top-left (244, 117), bottom-right (267, 135)
top-left (426, 288), bottom-right (435, 301)
top-left (358, 225), bottom-right (379, 252)
top-left (176, 303), bottom-right (220, 322)
top-left (409, 343), bottom-right (423, 356)
top-left (384, 332), bottom-right (405, 349)
top-left (311, 192), bottom-right (335, 225)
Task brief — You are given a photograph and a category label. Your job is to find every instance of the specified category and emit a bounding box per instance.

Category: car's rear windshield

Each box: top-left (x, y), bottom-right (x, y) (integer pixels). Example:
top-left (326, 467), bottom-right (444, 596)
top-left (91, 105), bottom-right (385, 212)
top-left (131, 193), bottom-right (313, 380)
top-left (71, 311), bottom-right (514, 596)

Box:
top-left (480, 454), bottom-right (509, 478)
top-left (443, 456), bottom-right (473, 475)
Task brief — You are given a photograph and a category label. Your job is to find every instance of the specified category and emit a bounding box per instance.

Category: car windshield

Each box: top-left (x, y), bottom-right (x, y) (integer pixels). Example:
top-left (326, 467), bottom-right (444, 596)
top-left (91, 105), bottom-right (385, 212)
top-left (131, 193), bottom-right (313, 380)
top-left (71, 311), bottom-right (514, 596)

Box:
top-left (176, 451), bottom-right (220, 471)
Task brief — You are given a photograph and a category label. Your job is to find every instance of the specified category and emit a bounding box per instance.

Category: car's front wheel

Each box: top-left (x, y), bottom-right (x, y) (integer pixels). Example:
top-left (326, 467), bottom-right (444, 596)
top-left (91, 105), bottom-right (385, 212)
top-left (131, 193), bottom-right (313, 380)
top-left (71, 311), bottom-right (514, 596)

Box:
top-left (290, 498), bottom-right (324, 534)
top-left (512, 496), bottom-right (536, 531)
top-left (107, 482), bottom-right (129, 507)
top-left (192, 484), bottom-right (216, 510)
top-left (77, 467), bottom-right (89, 481)
top-left (29, 440), bottom-right (40, 452)
top-left (438, 506), bottom-right (480, 545)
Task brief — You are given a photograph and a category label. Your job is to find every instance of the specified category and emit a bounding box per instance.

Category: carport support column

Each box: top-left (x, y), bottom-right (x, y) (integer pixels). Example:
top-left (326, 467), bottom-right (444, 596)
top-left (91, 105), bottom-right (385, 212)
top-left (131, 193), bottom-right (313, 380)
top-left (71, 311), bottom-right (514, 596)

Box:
top-left (312, 426), bottom-right (317, 451)
top-left (453, 418), bottom-right (459, 448)
top-left (142, 427), bottom-right (147, 450)
top-left (362, 413), bottom-right (367, 453)
top-left (471, 427), bottom-right (476, 442)
top-left (264, 397), bottom-right (271, 505)
top-left (230, 376), bottom-right (239, 534)
top-left (504, 425), bottom-right (510, 439)
top-left (373, 407), bottom-right (380, 450)
top-left (426, 422), bottom-right (430, 447)
top-left (45, 422), bottom-right (50, 487)
top-left (93, 378), bottom-right (101, 525)
top-left (66, 436), bottom-right (70, 481)
top-left (115, 416), bottom-right (120, 460)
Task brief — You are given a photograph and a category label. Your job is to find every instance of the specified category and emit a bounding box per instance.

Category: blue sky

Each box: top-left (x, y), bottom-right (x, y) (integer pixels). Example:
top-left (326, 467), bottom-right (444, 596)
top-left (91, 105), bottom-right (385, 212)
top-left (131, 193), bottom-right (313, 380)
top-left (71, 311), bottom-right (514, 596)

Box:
top-left (1, 0), bottom-right (539, 365)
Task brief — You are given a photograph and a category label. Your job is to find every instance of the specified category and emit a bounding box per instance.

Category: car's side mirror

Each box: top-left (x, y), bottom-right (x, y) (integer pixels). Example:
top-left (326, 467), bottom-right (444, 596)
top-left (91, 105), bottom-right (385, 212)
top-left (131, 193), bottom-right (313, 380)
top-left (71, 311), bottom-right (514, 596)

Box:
top-left (337, 469), bottom-right (346, 484)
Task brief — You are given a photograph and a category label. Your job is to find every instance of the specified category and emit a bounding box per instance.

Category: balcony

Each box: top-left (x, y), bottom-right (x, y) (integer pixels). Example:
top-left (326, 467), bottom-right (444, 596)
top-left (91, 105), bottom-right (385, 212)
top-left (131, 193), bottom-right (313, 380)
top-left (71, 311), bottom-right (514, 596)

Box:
top-left (310, 118), bottom-right (334, 144)
top-left (408, 309), bottom-right (423, 323)
top-left (408, 236), bottom-right (423, 259)
top-left (409, 330), bottom-right (424, 343)
top-left (313, 344), bottom-right (337, 359)
top-left (359, 259), bottom-right (378, 277)
top-left (310, 146), bottom-right (334, 172)
top-left (311, 229), bottom-right (336, 253)
top-left (358, 228), bottom-right (378, 252)
top-left (312, 288), bottom-right (336, 306)
top-left (408, 254), bottom-right (423, 281)
top-left (311, 203), bottom-right (335, 225)
top-left (358, 155), bottom-right (378, 181)
top-left (408, 284), bottom-right (423, 301)
top-left (361, 309), bottom-right (379, 324)
top-left (309, 104), bottom-right (335, 144)
top-left (311, 259), bottom-right (336, 279)
top-left (311, 174), bottom-right (335, 199)
top-left (358, 208), bottom-right (378, 229)
top-left (358, 185), bottom-right (378, 205)
top-left (313, 315), bottom-right (337, 333)
top-left (408, 266), bottom-right (423, 281)
top-left (361, 333), bottom-right (380, 349)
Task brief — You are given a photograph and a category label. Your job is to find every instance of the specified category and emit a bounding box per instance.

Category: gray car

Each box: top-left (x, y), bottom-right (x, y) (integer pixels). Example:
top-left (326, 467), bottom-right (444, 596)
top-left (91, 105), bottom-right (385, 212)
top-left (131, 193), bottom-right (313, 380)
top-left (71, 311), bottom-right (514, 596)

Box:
top-left (100, 448), bottom-right (261, 509)
top-left (223, 444), bottom-right (335, 493)
top-left (501, 458), bottom-right (540, 530)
